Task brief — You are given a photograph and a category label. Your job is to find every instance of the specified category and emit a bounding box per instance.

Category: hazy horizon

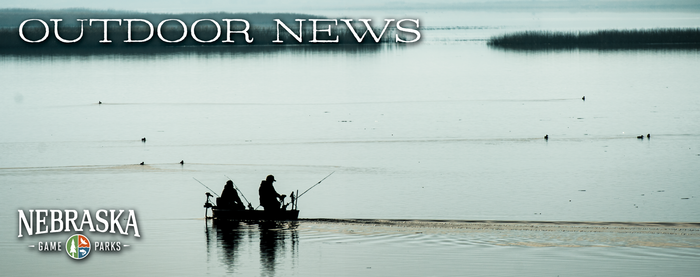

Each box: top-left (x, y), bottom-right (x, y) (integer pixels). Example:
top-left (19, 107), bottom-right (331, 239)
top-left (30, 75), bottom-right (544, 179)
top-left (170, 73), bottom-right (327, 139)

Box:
top-left (2, 0), bottom-right (699, 13)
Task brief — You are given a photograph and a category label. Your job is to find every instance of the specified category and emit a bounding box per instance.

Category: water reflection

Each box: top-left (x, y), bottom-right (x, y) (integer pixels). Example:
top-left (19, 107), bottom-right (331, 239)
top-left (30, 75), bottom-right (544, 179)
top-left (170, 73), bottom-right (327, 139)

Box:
top-left (258, 221), bottom-right (299, 276)
top-left (205, 220), bottom-right (299, 275)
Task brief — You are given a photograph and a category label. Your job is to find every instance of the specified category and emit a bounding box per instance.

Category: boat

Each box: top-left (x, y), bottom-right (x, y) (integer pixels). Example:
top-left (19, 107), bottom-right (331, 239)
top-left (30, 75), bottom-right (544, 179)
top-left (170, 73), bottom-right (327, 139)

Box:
top-left (203, 194), bottom-right (299, 221)
top-left (212, 208), bottom-right (299, 221)
top-left (198, 172), bottom-right (334, 222)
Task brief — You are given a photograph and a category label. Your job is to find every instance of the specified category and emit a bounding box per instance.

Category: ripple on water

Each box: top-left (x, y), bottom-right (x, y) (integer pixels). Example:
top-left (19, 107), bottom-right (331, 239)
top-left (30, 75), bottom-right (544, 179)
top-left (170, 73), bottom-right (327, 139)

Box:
top-left (296, 219), bottom-right (700, 248)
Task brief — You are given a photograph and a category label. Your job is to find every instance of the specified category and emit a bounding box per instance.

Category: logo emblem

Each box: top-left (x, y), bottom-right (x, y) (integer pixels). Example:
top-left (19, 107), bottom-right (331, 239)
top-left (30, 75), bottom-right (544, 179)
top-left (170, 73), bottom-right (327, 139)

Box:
top-left (65, 234), bottom-right (90, 259)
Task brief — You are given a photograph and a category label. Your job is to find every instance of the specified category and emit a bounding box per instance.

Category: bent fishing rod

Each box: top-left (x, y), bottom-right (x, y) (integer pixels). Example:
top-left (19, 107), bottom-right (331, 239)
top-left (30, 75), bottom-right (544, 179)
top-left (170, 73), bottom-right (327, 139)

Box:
top-left (193, 177), bottom-right (220, 197)
top-left (296, 171), bottom-right (335, 200)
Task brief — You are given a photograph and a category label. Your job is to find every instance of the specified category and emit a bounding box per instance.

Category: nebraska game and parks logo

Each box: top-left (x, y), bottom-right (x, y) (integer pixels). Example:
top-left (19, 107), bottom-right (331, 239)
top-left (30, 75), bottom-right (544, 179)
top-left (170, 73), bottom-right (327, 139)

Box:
top-left (66, 234), bottom-right (90, 259)
top-left (18, 209), bottom-right (139, 260)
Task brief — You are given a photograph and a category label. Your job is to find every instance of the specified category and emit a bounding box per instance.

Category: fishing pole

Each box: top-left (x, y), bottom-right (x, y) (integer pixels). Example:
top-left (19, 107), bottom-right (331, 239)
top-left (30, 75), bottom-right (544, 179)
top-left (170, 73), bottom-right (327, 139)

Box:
top-left (297, 171), bottom-right (335, 200)
top-left (193, 177), bottom-right (220, 197)
top-left (223, 174), bottom-right (253, 207)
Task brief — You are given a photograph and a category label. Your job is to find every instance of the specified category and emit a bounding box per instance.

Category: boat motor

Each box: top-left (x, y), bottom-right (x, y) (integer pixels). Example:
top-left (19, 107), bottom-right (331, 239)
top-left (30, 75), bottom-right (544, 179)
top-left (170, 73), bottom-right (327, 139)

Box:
top-left (203, 192), bottom-right (214, 218)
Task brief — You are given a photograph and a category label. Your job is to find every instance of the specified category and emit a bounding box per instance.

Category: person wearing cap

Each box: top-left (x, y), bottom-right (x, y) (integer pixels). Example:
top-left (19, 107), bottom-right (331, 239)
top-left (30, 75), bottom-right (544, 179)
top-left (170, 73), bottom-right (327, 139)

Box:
top-left (259, 175), bottom-right (286, 211)
top-left (220, 180), bottom-right (245, 210)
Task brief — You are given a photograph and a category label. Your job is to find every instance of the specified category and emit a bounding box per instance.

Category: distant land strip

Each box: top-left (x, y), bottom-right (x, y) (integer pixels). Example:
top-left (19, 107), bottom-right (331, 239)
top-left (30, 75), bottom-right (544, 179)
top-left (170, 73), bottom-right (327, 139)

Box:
top-left (0, 9), bottom-right (414, 53)
top-left (488, 28), bottom-right (700, 50)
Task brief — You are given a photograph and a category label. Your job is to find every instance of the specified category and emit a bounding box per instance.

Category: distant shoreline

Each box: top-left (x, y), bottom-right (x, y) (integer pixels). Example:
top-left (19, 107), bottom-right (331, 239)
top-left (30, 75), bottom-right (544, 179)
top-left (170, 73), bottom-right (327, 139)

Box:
top-left (488, 28), bottom-right (700, 50)
top-left (0, 9), bottom-right (401, 53)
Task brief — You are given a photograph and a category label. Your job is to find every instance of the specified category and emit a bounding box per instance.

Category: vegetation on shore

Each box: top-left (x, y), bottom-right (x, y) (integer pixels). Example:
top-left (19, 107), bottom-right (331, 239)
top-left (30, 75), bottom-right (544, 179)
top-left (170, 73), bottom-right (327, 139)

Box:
top-left (0, 8), bottom-right (322, 28)
top-left (488, 28), bottom-right (700, 50)
top-left (0, 9), bottom-right (395, 53)
top-left (1, 25), bottom-right (391, 46)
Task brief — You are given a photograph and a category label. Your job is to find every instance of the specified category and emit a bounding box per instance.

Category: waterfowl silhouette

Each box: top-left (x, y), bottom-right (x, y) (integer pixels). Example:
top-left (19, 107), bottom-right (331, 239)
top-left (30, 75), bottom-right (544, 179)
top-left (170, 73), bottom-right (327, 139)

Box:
top-left (647, 134), bottom-right (650, 139)
top-left (637, 135), bottom-right (644, 139)
top-left (582, 96), bottom-right (585, 101)
top-left (98, 101), bottom-right (102, 104)
top-left (180, 160), bottom-right (184, 165)
top-left (141, 137), bottom-right (146, 142)
top-left (544, 135), bottom-right (549, 140)
top-left (139, 162), bottom-right (144, 165)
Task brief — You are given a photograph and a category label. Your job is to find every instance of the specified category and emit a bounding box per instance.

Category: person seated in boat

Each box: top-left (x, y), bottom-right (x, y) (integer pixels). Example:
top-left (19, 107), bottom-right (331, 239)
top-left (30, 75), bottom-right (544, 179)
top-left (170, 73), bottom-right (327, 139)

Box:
top-left (219, 180), bottom-right (245, 210)
top-left (259, 175), bottom-right (286, 211)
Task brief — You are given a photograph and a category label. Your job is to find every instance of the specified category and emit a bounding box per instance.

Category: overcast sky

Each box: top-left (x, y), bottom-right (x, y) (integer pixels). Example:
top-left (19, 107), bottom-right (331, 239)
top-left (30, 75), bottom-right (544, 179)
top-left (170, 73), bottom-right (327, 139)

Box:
top-left (2, 0), bottom-right (699, 13)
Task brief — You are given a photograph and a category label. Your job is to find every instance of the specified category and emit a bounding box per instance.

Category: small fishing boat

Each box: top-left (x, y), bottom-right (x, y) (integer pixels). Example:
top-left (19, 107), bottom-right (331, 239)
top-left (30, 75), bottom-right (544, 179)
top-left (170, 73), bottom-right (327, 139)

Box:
top-left (212, 207), bottom-right (299, 221)
top-left (203, 193), bottom-right (300, 221)
top-left (197, 172), bottom-right (335, 222)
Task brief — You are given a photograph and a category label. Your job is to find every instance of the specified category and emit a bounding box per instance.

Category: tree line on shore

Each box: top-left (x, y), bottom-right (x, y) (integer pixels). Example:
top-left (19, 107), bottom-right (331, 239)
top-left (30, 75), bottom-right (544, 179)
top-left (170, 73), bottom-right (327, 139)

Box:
top-left (0, 8), bottom-right (394, 53)
top-left (488, 28), bottom-right (700, 50)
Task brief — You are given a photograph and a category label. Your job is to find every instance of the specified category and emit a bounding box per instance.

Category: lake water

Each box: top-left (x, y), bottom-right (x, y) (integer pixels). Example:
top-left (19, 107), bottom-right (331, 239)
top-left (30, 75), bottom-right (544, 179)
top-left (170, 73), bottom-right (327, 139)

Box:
top-left (1, 10), bottom-right (699, 276)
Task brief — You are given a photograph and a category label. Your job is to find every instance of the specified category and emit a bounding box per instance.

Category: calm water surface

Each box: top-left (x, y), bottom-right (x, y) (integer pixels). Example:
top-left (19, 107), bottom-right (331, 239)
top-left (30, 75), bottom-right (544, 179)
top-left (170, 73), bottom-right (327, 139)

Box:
top-left (1, 11), bottom-right (699, 276)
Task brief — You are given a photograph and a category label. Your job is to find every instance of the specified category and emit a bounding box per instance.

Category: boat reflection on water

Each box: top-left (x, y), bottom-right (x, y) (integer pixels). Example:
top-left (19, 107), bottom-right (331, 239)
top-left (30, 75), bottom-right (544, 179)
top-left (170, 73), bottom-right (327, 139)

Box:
top-left (205, 219), bottom-right (299, 275)
top-left (259, 221), bottom-right (299, 275)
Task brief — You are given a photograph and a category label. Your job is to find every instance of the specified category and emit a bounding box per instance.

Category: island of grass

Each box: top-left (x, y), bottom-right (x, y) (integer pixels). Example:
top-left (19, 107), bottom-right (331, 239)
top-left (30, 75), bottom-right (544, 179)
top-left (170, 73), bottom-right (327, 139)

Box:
top-left (488, 28), bottom-right (700, 50)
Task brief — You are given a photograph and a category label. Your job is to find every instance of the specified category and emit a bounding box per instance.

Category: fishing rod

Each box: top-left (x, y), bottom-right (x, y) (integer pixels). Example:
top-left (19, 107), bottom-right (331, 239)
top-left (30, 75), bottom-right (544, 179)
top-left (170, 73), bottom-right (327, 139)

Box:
top-left (194, 178), bottom-right (218, 219)
top-left (193, 177), bottom-right (220, 197)
top-left (297, 171), bottom-right (335, 200)
top-left (223, 174), bottom-right (254, 209)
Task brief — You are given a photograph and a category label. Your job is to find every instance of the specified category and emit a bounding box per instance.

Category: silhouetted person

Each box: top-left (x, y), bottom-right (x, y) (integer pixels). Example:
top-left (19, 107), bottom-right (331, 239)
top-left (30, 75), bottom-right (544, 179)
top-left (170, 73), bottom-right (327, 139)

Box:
top-left (220, 180), bottom-right (245, 210)
top-left (259, 175), bottom-right (285, 211)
